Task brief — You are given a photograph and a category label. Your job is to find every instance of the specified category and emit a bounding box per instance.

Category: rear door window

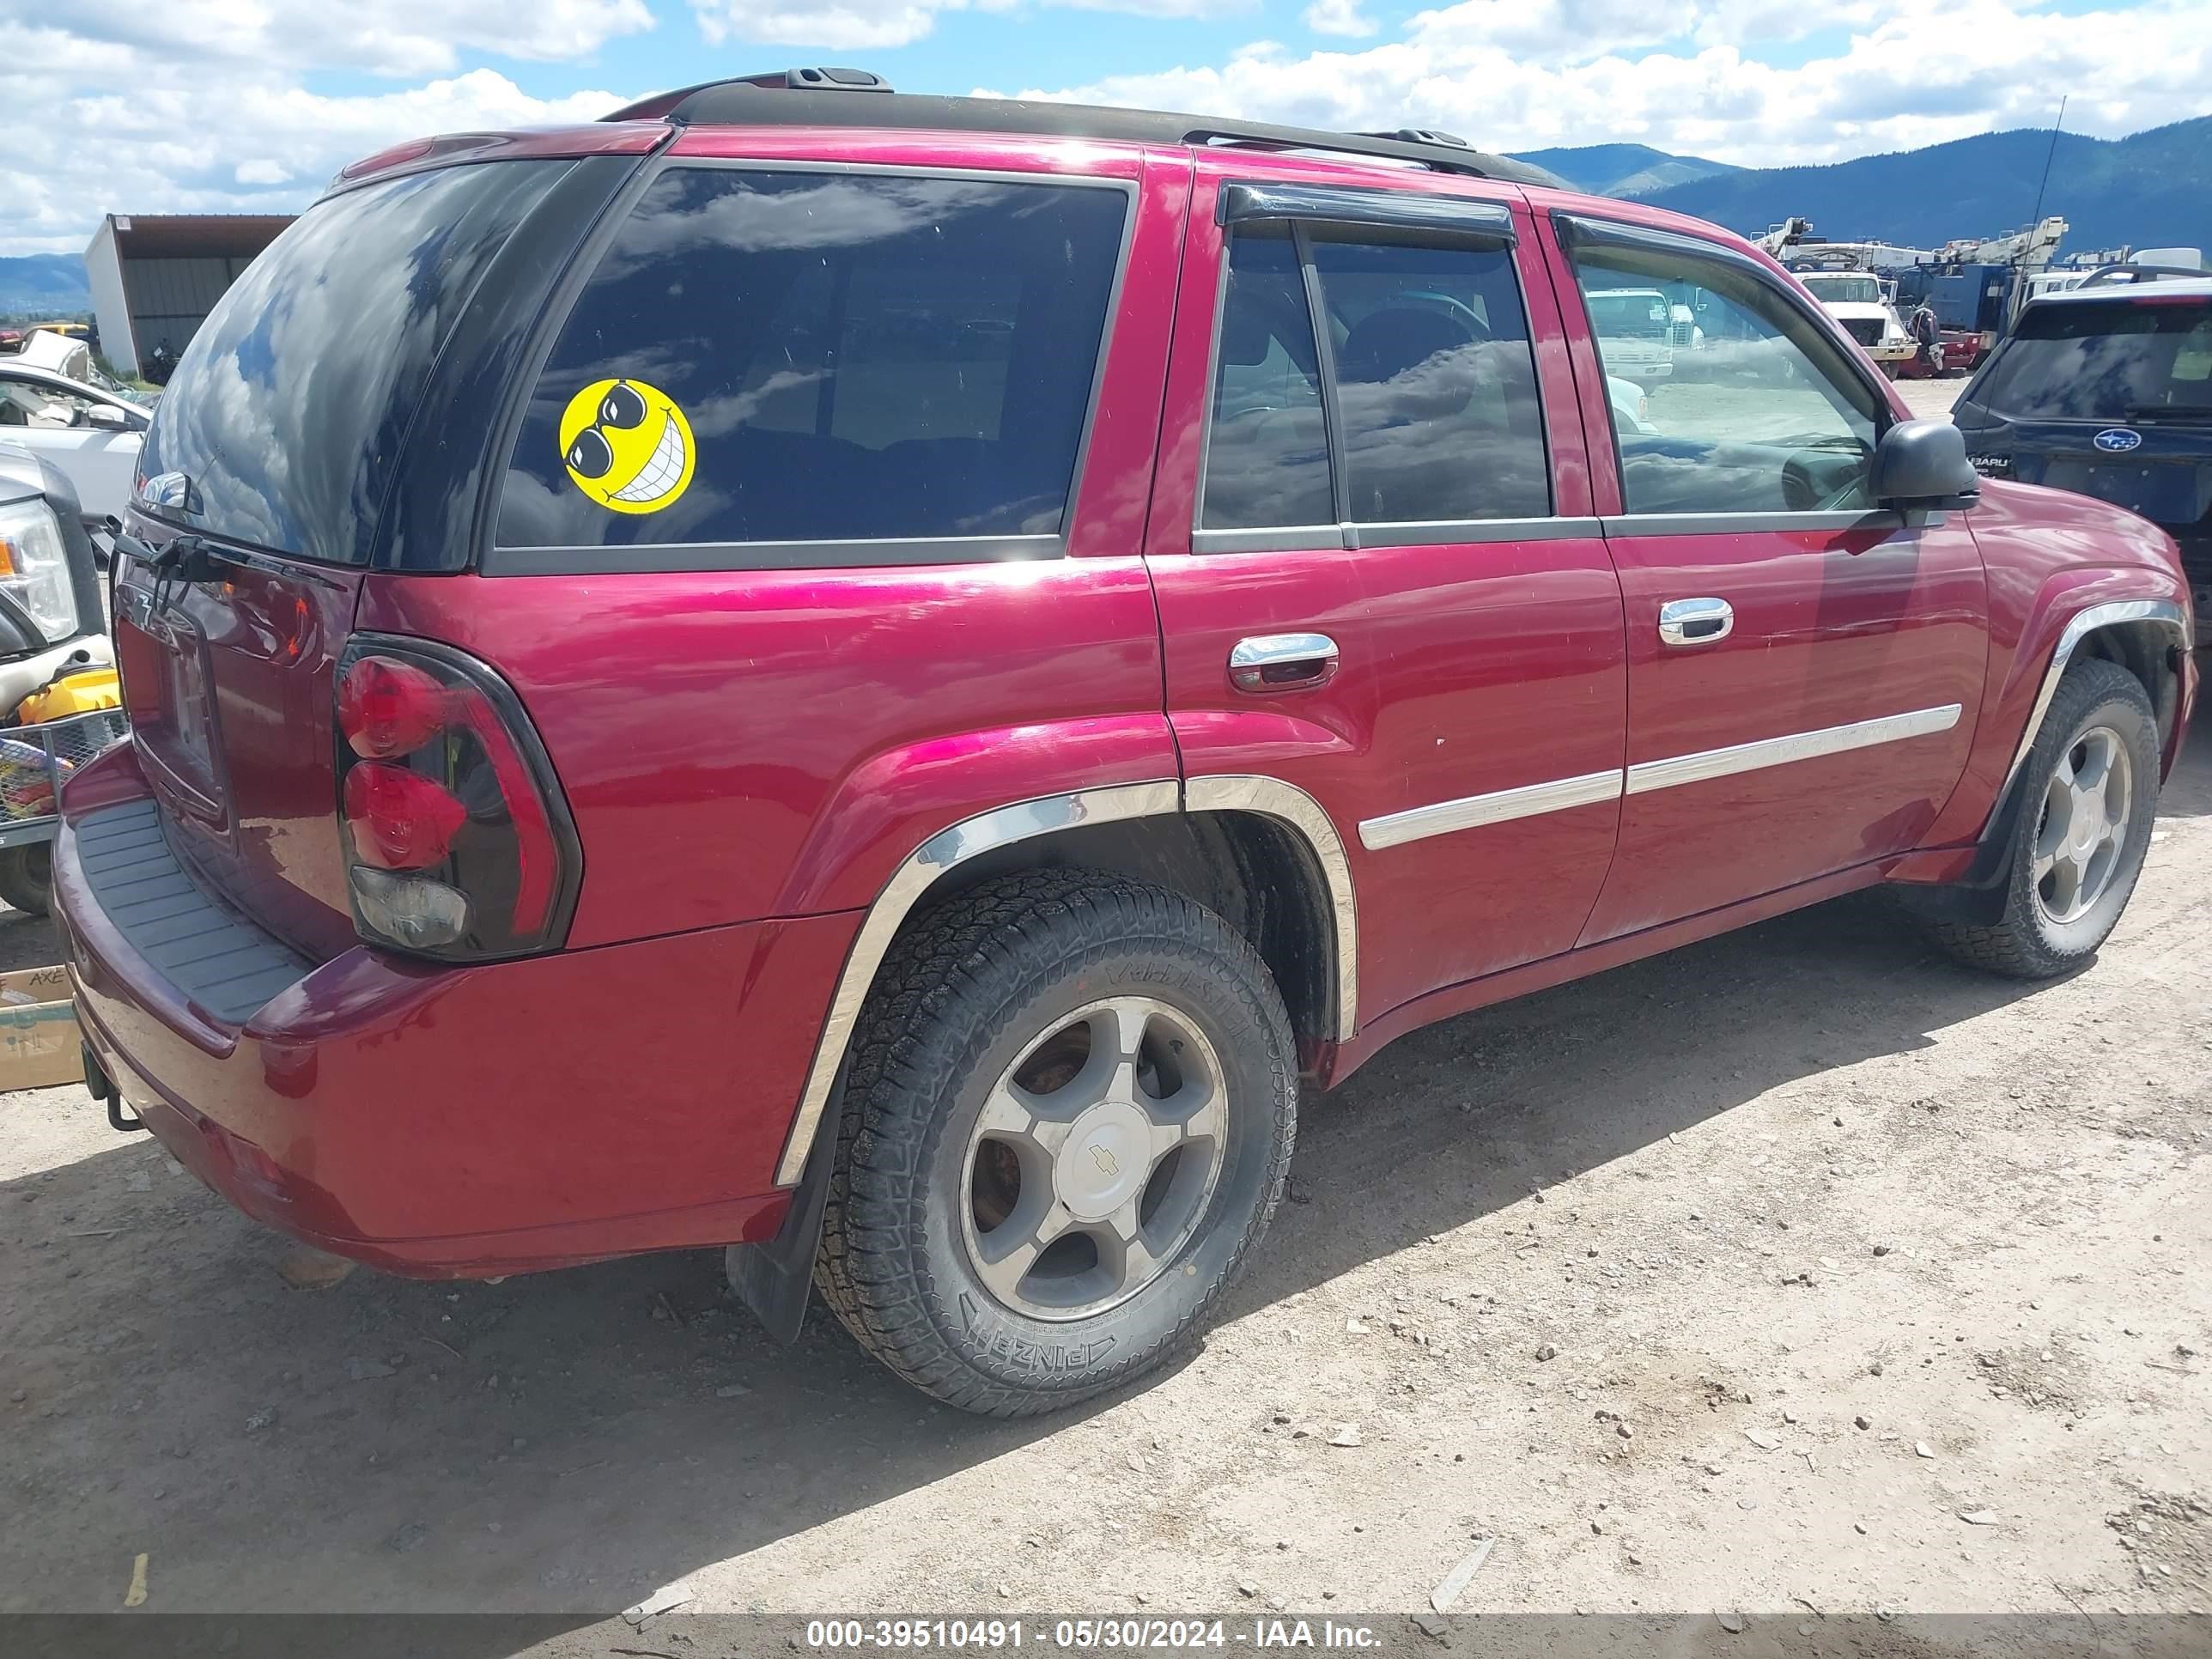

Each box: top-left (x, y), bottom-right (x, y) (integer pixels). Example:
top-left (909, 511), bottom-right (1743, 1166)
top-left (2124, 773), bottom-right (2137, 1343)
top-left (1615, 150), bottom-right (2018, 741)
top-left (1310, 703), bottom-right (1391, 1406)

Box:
top-left (1201, 228), bottom-right (1334, 531)
top-left (495, 167), bottom-right (1130, 562)
top-left (136, 161), bottom-right (569, 563)
top-left (1200, 216), bottom-right (1548, 532)
top-left (1310, 231), bottom-right (1548, 524)
top-left (1972, 299), bottom-right (2212, 420)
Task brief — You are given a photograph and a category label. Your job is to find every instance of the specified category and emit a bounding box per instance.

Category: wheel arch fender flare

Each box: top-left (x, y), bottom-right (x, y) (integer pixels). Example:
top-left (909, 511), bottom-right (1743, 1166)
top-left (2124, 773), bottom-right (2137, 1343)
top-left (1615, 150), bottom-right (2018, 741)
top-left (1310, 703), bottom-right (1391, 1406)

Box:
top-left (1933, 593), bottom-right (2193, 907)
top-left (1996, 595), bottom-right (2191, 815)
top-left (769, 776), bottom-right (1358, 1188)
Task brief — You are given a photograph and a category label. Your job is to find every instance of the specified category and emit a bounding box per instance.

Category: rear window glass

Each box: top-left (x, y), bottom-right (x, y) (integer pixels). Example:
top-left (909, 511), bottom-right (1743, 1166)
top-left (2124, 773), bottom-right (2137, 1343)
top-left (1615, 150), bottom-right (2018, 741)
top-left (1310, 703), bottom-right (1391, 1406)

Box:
top-left (495, 167), bottom-right (1129, 556)
top-left (1973, 298), bottom-right (2212, 420)
top-left (138, 161), bottom-right (568, 563)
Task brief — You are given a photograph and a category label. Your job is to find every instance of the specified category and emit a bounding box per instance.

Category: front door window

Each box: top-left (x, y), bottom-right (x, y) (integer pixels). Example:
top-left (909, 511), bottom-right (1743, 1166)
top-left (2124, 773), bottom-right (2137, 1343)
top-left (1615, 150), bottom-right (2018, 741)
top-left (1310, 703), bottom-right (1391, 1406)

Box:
top-left (1569, 244), bottom-right (1883, 515)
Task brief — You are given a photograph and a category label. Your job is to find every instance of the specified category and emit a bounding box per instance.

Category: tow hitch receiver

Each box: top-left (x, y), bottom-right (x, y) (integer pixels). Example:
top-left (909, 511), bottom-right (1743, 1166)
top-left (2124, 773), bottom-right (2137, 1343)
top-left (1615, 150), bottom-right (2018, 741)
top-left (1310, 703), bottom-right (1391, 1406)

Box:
top-left (83, 1042), bottom-right (141, 1132)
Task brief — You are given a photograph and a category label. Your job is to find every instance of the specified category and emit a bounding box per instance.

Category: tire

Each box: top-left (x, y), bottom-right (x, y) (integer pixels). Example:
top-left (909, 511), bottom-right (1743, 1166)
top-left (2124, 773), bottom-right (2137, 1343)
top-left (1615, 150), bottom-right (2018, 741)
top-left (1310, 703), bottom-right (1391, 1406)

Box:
top-left (814, 870), bottom-right (1297, 1417)
top-left (0, 843), bottom-right (52, 916)
top-left (1924, 659), bottom-right (2160, 978)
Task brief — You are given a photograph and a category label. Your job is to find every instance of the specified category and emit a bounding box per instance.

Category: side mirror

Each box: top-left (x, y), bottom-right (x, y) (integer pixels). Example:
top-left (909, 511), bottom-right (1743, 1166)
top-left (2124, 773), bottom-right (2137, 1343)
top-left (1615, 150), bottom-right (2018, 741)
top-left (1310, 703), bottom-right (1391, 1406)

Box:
top-left (1871, 417), bottom-right (1980, 509)
top-left (84, 404), bottom-right (131, 430)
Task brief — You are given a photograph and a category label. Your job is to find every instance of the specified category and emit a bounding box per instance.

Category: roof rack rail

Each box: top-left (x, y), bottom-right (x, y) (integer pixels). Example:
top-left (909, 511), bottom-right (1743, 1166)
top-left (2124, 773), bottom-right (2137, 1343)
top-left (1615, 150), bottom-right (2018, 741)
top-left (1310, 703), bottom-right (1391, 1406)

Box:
top-left (2075, 261), bottom-right (2209, 289)
top-left (595, 81), bottom-right (1561, 188)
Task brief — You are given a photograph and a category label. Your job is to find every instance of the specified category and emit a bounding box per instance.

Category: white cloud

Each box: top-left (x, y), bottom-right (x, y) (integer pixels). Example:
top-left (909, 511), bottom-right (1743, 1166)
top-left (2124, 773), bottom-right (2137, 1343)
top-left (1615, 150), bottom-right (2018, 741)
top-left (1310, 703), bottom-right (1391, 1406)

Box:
top-left (690, 0), bottom-right (975, 48)
top-left (0, 1), bottom-right (647, 252)
top-left (1011, 0), bottom-right (2212, 167)
top-left (3, 0), bottom-right (2206, 259)
top-left (1304, 0), bottom-right (1379, 38)
top-left (1406, 0), bottom-right (1675, 61)
top-left (2, 51), bottom-right (622, 253)
top-left (16, 0), bottom-right (656, 78)
top-left (688, 0), bottom-right (1239, 47)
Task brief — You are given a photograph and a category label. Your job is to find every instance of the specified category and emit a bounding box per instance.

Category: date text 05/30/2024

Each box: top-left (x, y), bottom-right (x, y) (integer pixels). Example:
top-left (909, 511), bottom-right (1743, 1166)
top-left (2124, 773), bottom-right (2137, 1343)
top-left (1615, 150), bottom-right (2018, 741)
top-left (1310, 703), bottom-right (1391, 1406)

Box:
top-left (805, 1619), bottom-right (1383, 1650)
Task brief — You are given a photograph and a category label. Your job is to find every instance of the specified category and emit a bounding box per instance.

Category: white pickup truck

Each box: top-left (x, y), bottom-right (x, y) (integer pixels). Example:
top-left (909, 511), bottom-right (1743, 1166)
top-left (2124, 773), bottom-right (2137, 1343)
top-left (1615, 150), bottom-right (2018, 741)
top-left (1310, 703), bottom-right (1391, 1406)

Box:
top-left (1583, 286), bottom-right (1675, 384)
top-left (1794, 270), bottom-right (1917, 376)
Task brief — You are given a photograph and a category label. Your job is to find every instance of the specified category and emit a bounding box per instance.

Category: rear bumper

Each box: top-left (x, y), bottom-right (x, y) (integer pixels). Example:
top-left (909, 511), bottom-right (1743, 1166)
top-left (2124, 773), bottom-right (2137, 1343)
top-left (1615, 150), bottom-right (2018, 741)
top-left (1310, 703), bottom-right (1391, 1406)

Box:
top-left (55, 742), bottom-right (860, 1277)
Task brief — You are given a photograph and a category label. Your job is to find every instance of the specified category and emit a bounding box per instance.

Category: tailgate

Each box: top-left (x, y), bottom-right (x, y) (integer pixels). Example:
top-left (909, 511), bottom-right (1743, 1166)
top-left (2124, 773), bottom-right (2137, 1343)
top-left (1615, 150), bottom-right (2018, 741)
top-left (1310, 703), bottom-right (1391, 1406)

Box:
top-left (109, 156), bottom-right (583, 957)
top-left (112, 544), bottom-right (367, 957)
top-left (2009, 426), bottom-right (2212, 549)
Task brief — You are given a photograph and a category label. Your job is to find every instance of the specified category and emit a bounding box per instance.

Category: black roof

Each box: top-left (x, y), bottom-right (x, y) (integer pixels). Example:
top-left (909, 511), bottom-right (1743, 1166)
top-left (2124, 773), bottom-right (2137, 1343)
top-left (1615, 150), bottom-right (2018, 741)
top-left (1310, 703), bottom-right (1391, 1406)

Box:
top-left (601, 75), bottom-right (1563, 188)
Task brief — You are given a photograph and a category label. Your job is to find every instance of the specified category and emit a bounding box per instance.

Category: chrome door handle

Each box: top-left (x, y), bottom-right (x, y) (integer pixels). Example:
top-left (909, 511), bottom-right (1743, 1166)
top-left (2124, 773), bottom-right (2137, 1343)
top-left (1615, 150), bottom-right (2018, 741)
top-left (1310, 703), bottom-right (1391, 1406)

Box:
top-left (1229, 632), bottom-right (1340, 693)
top-left (1657, 597), bottom-right (1734, 647)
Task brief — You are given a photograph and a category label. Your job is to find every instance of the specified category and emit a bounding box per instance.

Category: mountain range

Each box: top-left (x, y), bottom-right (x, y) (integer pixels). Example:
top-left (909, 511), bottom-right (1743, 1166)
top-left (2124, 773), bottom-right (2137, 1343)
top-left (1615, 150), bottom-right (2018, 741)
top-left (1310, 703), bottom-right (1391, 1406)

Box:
top-left (5, 115), bottom-right (2207, 318)
top-left (0, 252), bottom-right (93, 318)
top-left (1505, 143), bottom-right (1744, 199)
top-left (1510, 116), bottom-right (2212, 255)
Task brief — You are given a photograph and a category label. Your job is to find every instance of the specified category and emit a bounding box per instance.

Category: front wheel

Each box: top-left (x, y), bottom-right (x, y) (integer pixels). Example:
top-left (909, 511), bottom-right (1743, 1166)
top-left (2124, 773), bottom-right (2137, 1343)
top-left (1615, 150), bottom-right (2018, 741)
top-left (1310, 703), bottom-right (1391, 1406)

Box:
top-left (814, 871), bottom-right (1298, 1417)
top-left (1923, 659), bottom-right (2160, 978)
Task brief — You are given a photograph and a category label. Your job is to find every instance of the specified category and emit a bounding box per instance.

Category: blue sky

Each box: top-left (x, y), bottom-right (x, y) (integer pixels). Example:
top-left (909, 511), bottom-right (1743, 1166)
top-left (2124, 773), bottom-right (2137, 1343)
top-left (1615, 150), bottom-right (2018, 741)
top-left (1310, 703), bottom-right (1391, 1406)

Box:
top-left (3, 0), bottom-right (2206, 253)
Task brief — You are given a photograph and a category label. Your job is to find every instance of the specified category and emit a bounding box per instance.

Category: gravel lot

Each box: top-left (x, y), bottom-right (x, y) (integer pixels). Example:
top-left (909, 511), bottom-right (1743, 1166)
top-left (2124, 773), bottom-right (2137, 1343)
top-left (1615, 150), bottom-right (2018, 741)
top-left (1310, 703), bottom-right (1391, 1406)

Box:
top-left (3, 375), bottom-right (2206, 1644)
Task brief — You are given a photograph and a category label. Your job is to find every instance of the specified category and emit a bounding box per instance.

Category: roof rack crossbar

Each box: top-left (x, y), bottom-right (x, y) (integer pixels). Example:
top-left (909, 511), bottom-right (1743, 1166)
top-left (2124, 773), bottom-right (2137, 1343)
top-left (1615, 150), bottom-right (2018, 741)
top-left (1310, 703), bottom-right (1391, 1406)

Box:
top-left (1184, 128), bottom-right (1492, 178)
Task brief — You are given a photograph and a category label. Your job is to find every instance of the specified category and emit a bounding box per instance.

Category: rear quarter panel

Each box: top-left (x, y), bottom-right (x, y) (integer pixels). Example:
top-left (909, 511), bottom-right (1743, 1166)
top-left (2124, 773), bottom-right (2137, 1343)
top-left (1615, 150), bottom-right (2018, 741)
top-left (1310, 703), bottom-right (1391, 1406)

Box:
top-left (359, 562), bottom-right (1176, 944)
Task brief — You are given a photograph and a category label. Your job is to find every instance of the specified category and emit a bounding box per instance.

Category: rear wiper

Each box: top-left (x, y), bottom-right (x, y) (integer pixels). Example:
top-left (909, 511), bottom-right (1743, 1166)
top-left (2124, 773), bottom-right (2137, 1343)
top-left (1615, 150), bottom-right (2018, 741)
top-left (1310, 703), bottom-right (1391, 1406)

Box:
top-left (2124, 405), bottom-right (2212, 423)
top-left (112, 528), bottom-right (236, 615)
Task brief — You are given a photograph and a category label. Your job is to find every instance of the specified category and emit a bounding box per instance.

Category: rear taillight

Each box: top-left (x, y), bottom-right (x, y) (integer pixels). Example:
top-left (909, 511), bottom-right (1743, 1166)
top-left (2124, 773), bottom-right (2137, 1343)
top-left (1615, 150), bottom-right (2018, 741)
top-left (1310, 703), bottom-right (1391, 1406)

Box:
top-left (338, 655), bottom-right (448, 758)
top-left (343, 763), bottom-right (467, 868)
top-left (333, 638), bottom-right (580, 960)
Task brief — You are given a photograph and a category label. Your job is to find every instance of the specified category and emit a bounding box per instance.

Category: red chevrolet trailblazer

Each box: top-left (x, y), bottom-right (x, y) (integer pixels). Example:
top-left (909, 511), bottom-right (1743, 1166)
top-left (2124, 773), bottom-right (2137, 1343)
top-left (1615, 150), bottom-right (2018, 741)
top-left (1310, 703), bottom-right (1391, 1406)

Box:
top-left (58, 70), bottom-right (2193, 1415)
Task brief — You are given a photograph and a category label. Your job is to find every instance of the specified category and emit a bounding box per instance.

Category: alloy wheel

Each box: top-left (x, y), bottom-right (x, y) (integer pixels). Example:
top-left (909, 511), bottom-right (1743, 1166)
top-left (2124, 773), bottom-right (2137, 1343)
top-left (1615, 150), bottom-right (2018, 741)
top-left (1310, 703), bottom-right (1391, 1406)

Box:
top-left (2033, 725), bottom-right (2133, 925)
top-left (959, 997), bottom-right (1228, 1322)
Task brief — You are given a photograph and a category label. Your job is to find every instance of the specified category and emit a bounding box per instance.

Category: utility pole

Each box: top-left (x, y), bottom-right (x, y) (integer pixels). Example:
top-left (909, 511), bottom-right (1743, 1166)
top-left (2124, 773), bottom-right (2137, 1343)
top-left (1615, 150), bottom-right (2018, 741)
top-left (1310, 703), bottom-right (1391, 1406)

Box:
top-left (2029, 95), bottom-right (2068, 230)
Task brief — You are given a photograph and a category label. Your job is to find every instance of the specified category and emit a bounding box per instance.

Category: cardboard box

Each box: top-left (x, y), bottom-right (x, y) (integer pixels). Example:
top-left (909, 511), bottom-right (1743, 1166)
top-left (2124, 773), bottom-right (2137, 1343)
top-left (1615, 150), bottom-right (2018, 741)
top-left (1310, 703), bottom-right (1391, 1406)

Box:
top-left (0, 964), bottom-right (84, 1091)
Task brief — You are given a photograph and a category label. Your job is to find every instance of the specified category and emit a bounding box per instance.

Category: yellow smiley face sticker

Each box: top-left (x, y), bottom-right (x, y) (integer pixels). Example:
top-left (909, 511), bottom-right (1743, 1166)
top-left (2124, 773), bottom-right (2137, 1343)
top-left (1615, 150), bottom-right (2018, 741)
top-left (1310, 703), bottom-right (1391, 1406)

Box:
top-left (558, 378), bottom-right (696, 514)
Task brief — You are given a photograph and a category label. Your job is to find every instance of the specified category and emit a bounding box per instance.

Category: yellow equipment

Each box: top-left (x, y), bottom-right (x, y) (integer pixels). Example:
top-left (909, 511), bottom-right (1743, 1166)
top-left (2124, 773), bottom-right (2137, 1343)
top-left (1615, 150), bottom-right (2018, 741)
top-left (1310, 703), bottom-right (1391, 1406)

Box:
top-left (13, 665), bottom-right (121, 725)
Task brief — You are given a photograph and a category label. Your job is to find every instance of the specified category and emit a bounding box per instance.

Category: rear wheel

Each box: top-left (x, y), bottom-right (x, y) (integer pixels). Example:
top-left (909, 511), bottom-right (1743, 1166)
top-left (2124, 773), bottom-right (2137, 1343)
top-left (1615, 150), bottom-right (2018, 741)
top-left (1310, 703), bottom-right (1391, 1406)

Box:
top-left (815, 871), bottom-right (1297, 1417)
top-left (0, 843), bottom-right (52, 916)
top-left (1923, 659), bottom-right (2159, 978)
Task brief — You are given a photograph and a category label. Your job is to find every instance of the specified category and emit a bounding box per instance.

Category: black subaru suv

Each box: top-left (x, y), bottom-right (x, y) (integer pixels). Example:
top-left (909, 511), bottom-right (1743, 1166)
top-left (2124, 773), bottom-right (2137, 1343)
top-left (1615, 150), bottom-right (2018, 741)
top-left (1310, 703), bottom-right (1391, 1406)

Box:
top-left (1954, 271), bottom-right (2212, 611)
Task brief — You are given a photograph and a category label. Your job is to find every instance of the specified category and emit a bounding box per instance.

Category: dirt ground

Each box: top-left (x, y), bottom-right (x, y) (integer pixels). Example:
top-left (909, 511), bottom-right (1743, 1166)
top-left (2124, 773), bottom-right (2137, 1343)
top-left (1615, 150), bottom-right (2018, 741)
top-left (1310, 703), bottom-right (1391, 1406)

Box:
top-left (3, 377), bottom-right (2206, 1644)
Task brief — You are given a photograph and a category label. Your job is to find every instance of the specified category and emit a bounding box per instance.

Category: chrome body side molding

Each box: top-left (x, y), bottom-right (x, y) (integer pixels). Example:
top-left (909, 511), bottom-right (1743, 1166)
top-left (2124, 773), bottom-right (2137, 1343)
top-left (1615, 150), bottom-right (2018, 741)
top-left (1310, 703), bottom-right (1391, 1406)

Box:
top-left (1997, 598), bottom-right (2192, 803)
top-left (1358, 769), bottom-right (1622, 850)
top-left (773, 781), bottom-right (1179, 1186)
top-left (1356, 703), bottom-right (1966, 853)
top-left (774, 775), bottom-right (1361, 1187)
top-left (1626, 703), bottom-right (1963, 796)
top-left (1185, 774), bottom-right (1361, 1043)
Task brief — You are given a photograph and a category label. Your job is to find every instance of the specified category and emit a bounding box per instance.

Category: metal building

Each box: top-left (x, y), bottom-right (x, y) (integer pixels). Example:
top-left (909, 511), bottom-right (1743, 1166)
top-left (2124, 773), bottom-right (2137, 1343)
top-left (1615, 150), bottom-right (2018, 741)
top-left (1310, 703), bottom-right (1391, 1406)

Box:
top-left (82, 214), bottom-right (294, 377)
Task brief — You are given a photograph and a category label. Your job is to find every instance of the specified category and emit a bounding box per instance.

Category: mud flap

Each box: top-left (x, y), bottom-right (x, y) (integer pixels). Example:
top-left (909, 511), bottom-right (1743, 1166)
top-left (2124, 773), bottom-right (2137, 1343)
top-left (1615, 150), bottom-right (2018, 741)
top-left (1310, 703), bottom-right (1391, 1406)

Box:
top-left (1894, 769), bottom-right (2031, 927)
top-left (724, 1067), bottom-right (842, 1345)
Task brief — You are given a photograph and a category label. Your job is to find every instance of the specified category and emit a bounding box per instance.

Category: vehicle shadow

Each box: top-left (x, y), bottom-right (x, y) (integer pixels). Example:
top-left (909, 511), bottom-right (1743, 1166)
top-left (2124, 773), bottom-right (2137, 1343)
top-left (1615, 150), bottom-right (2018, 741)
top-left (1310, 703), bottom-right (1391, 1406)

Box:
top-left (0, 903), bottom-right (59, 974)
top-left (0, 880), bottom-right (2072, 1620)
top-left (2152, 659), bottom-right (2212, 817)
